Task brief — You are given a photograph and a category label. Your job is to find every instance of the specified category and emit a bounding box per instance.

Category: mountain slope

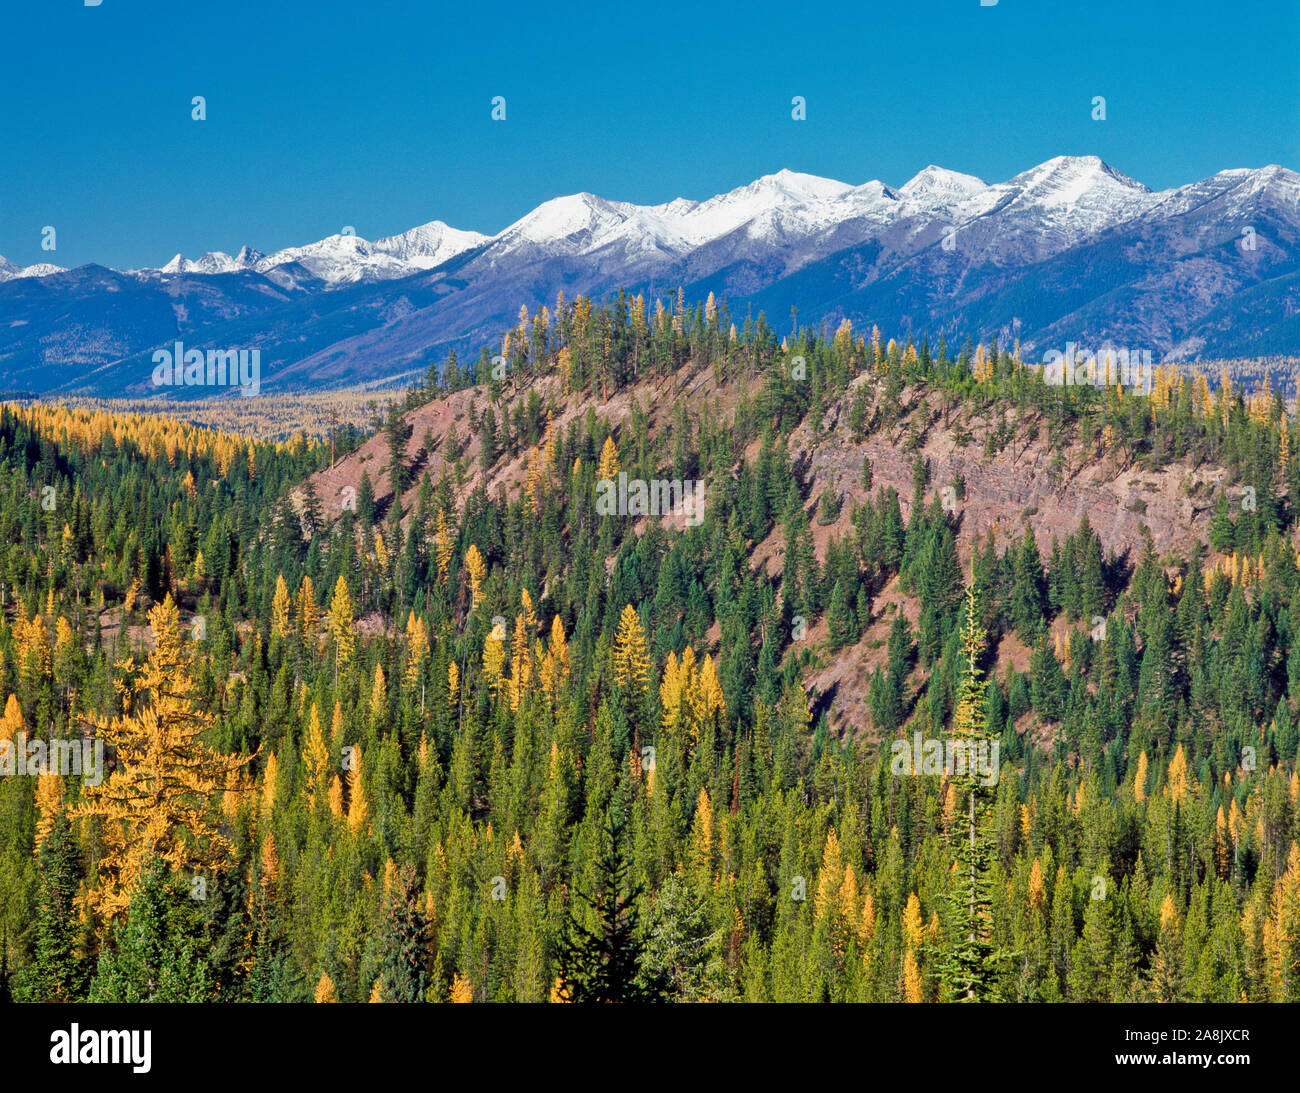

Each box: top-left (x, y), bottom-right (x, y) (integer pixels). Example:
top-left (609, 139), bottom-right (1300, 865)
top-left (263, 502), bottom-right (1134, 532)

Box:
top-left (3, 156), bottom-right (1298, 395)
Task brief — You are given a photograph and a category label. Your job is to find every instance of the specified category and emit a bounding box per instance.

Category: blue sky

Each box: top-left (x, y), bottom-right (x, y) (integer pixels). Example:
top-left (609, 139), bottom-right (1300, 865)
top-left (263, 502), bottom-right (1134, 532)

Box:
top-left (4, 0), bottom-right (1297, 269)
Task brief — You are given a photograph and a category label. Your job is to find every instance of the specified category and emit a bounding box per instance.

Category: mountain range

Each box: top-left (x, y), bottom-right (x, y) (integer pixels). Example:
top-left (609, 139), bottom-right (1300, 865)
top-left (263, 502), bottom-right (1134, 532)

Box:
top-left (2, 155), bottom-right (1297, 397)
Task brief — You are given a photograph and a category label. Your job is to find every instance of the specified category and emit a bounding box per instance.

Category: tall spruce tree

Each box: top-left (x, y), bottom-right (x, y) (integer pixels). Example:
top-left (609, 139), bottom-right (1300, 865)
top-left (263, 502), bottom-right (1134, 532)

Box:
top-left (19, 812), bottom-right (86, 1002)
top-left (939, 578), bottom-right (1013, 1001)
top-left (556, 808), bottom-right (666, 1002)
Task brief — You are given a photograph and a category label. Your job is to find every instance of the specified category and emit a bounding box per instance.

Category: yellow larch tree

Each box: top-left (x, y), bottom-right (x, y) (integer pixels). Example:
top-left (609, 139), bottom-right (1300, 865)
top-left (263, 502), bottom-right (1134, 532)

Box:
top-left (0, 694), bottom-right (24, 741)
top-left (34, 772), bottom-right (63, 852)
top-left (691, 653), bottom-right (726, 734)
top-left (405, 611), bottom-right (430, 690)
top-left (509, 613), bottom-right (531, 711)
top-left (74, 594), bottom-right (253, 919)
top-left (690, 787), bottom-right (714, 876)
top-left (1167, 744), bottom-right (1191, 805)
top-left (611, 604), bottom-right (649, 701)
top-left (370, 662), bottom-right (387, 723)
top-left (328, 576), bottom-right (355, 669)
top-left (597, 435), bottom-right (620, 481)
top-left (347, 745), bottom-right (369, 832)
top-left (302, 703), bottom-right (330, 807)
top-left (903, 949), bottom-right (923, 1003)
top-left (482, 626), bottom-right (506, 700)
top-left (271, 574), bottom-right (292, 639)
top-left (1133, 751), bottom-right (1149, 804)
top-left (1028, 858), bottom-right (1047, 915)
top-left (902, 892), bottom-right (925, 950)
top-left (260, 752), bottom-right (279, 829)
top-left (296, 575), bottom-right (319, 646)
top-left (433, 510), bottom-right (455, 585)
top-left (525, 450), bottom-right (543, 517)
top-left (465, 544), bottom-right (486, 609)
top-left (660, 650), bottom-right (684, 731)
top-left (328, 775), bottom-right (344, 820)
top-left (539, 615), bottom-right (570, 701)
top-left (814, 828), bottom-right (844, 925)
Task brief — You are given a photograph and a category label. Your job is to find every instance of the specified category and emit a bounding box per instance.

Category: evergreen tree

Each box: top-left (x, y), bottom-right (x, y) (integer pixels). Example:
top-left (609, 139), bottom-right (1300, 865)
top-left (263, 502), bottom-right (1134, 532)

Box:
top-left (938, 578), bottom-right (1013, 1001)
top-left (556, 809), bottom-right (667, 1002)
top-left (87, 857), bottom-right (211, 1002)
top-left (18, 812), bottom-right (86, 1002)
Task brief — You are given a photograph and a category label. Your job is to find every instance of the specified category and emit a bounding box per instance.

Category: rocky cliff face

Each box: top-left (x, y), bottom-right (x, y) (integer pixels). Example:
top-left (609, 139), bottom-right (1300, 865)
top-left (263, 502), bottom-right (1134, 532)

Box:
top-left (305, 361), bottom-right (1236, 739)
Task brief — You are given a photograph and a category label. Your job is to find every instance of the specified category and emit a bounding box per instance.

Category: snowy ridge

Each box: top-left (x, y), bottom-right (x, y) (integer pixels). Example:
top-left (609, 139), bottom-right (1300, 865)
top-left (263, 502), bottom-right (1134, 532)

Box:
top-left (0, 256), bottom-right (69, 283)
top-left (2, 157), bottom-right (1295, 289)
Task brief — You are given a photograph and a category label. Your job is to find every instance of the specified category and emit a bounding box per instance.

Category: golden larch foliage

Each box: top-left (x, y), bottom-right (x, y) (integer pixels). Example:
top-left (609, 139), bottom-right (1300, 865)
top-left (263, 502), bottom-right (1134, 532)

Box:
top-left (328, 576), bottom-right (356, 667)
top-left (539, 615), bottom-right (570, 701)
top-left (858, 888), bottom-right (876, 945)
top-left (296, 575), bottom-right (319, 645)
top-left (509, 613), bottom-right (531, 711)
top-left (74, 594), bottom-right (253, 918)
top-left (405, 611), bottom-right (429, 689)
top-left (328, 774), bottom-right (344, 819)
top-left (270, 574), bottom-right (292, 639)
top-left (347, 745), bottom-right (369, 832)
top-left (611, 604), bottom-right (650, 700)
top-left (902, 892), bottom-right (925, 950)
top-left (814, 827), bottom-right (843, 924)
top-left (34, 772), bottom-right (63, 852)
top-left (660, 650), bottom-right (684, 730)
top-left (302, 703), bottom-right (329, 806)
top-left (691, 788), bottom-right (714, 872)
top-left (0, 694), bottom-right (24, 741)
top-left (433, 510), bottom-right (455, 585)
top-left (1160, 893), bottom-right (1179, 930)
top-left (1167, 744), bottom-right (1190, 805)
top-left (903, 949), bottom-right (922, 1003)
top-left (314, 973), bottom-right (338, 1003)
top-left (1028, 858), bottom-right (1046, 913)
top-left (370, 662), bottom-right (387, 719)
top-left (482, 627), bottom-right (506, 699)
top-left (465, 544), bottom-right (486, 608)
top-left (695, 653), bottom-right (726, 726)
top-left (261, 752), bottom-right (279, 828)
top-left (525, 450), bottom-right (543, 517)
top-left (597, 435), bottom-right (620, 481)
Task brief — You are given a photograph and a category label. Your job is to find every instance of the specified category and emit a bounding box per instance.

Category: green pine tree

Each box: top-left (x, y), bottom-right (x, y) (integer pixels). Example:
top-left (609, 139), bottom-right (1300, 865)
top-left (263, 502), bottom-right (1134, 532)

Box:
top-left (556, 809), bottom-right (667, 1002)
top-left (938, 578), bottom-right (1015, 1001)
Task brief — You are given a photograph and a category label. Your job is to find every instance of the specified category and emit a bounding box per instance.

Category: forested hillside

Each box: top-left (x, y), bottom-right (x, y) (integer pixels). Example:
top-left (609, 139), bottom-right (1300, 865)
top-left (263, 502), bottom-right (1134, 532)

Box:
top-left (2, 292), bottom-right (1299, 1003)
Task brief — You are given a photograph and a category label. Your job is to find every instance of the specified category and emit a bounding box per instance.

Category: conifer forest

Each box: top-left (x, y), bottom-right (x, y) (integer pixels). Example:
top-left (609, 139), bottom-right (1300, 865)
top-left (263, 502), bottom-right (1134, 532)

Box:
top-left (2, 300), bottom-right (1299, 1009)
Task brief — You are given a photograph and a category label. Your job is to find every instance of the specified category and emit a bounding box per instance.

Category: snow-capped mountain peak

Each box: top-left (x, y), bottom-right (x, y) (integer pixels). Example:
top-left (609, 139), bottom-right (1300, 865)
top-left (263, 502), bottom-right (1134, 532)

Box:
top-left (501, 193), bottom-right (629, 246)
top-left (899, 165), bottom-right (988, 204)
top-left (371, 220), bottom-right (489, 266)
top-left (5, 157), bottom-right (1293, 296)
top-left (749, 168), bottom-right (854, 201)
top-left (0, 255), bottom-right (68, 283)
top-left (1005, 155), bottom-right (1150, 204)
